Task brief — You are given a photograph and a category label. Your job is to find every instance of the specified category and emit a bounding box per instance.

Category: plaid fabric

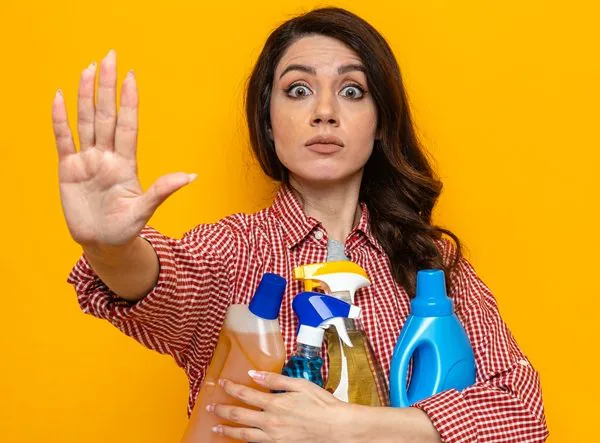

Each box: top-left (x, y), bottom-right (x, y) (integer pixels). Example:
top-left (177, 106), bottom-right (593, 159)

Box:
top-left (67, 183), bottom-right (549, 441)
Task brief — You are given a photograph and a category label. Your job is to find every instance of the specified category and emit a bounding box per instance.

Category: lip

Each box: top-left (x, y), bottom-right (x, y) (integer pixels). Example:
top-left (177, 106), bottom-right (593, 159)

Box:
top-left (306, 143), bottom-right (344, 154)
top-left (305, 135), bottom-right (344, 147)
top-left (305, 135), bottom-right (344, 154)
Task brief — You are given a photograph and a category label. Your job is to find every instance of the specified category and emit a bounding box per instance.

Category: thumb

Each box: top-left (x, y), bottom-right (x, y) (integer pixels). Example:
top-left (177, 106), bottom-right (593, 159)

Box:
top-left (137, 172), bottom-right (197, 218)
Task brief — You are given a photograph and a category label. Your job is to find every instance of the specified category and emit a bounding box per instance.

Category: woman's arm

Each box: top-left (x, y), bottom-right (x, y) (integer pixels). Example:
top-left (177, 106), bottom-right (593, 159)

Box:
top-left (347, 405), bottom-right (441, 442)
top-left (82, 236), bottom-right (159, 301)
top-left (68, 222), bottom-right (241, 368)
top-left (211, 372), bottom-right (441, 443)
top-left (213, 360), bottom-right (545, 443)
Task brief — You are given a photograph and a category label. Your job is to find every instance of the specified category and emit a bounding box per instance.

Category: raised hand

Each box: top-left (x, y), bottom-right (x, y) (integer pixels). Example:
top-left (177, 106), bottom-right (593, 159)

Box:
top-left (52, 50), bottom-right (196, 250)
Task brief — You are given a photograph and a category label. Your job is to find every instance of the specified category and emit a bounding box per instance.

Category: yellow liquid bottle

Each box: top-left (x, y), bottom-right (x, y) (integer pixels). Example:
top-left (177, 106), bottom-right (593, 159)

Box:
top-left (181, 274), bottom-right (286, 443)
top-left (324, 317), bottom-right (389, 406)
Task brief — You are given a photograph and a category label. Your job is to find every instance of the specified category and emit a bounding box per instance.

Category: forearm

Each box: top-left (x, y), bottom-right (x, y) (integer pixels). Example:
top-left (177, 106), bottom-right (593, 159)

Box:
top-left (347, 405), bottom-right (441, 443)
top-left (413, 378), bottom-right (549, 442)
top-left (83, 236), bottom-right (159, 301)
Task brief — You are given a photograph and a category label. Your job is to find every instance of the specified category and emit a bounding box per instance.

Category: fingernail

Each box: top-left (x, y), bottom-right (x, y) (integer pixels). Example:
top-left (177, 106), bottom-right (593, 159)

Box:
top-left (56, 89), bottom-right (63, 98)
top-left (106, 49), bottom-right (116, 60)
top-left (248, 370), bottom-right (265, 381)
top-left (126, 69), bottom-right (135, 81)
top-left (218, 379), bottom-right (226, 387)
top-left (188, 173), bottom-right (198, 183)
top-left (206, 404), bottom-right (215, 412)
top-left (88, 62), bottom-right (97, 71)
top-left (211, 425), bottom-right (223, 434)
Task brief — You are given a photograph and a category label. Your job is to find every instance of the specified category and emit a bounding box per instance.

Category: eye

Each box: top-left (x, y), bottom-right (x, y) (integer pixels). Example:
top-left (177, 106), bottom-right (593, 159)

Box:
top-left (340, 84), bottom-right (365, 99)
top-left (286, 83), bottom-right (313, 98)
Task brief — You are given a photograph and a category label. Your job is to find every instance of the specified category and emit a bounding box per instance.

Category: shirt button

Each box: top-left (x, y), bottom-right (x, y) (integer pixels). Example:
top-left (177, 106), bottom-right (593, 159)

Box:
top-left (314, 230), bottom-right (324, 240)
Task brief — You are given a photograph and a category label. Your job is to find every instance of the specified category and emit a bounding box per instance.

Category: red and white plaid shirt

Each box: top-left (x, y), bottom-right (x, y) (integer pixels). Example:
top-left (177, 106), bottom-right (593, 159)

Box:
top-left (68, 184), bottom-right (548, 442)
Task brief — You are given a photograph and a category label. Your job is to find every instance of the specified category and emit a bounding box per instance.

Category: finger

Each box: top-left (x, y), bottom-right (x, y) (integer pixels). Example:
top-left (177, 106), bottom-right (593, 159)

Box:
top-left (77, 61), bottom-right (97, 151)
top-left (94, 49), bottom-right (117, 150)
top-left (136, 172), bottom-right (197, 219)
top-left (210, 403), bottom-right (264, 428)
top-left (114, 70), bottom-right (138, 161)
top-left (52, 89), bottom-right (76, 159)
top-left (249, 371), bottom-right (315, 393)
top-left (220, 379), bottom-right (272, 410)
top-left (213, 424), bottom-right (269, 442)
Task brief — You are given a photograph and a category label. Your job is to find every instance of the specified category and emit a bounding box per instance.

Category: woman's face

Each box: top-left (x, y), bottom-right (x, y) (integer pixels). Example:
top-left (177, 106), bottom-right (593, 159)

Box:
top-left (270, 35), bottom-right (378, 186)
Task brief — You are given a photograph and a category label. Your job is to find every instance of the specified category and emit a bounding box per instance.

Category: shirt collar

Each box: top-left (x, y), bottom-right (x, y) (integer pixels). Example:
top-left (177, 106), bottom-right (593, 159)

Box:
top-left (270, 184), bottom-right (385, 255)
top-left (270, 184), bottom-right (321, 249)
top-left (352, 201), bottom-right (385, 255)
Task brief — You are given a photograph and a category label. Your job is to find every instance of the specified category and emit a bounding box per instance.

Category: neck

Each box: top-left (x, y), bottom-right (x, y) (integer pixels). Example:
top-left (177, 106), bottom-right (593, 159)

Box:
top-left (296, 342), bottom-right (322, 358)
top-left (289, 173), bottom-right (363, 243)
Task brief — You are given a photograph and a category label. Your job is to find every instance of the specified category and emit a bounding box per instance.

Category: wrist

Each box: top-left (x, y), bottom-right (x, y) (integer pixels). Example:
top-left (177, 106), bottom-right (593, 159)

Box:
top-left (341, 404), bottom-right (376, 442)
top-left (341, 406), bottom-right (441, 443)
top-left (83, 237), bottom-right (142, 267)
top-left (402, 407), bottom-right (441, 442)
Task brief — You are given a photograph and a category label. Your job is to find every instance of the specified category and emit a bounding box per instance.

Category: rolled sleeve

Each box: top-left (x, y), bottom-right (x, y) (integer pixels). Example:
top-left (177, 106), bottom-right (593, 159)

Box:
top-left (67, 224), bottom-right (236, 370)
top-left (68, 227), bottom-right (177, 321)
top-left (413, 361), bottom-right (548, 442)
top-left (413, 389), bottom-right (476, 442)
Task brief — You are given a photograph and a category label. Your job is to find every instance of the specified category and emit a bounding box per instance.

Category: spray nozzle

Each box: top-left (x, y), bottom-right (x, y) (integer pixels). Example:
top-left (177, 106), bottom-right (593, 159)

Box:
top-left (321, 318), bottom-right (355, 347)
top-left (292, 292), bottom-right (361, 348)
top-left (293, 261), bottom-right (370, 303)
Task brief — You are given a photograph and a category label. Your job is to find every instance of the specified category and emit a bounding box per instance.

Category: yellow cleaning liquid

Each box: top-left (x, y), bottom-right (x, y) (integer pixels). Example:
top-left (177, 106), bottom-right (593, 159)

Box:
top-left (181, 320), bottom-right (285, 442)
top-left (325, 323), bottom-right (389, 406)
top-left (180, 268), bottom-right (287, 443)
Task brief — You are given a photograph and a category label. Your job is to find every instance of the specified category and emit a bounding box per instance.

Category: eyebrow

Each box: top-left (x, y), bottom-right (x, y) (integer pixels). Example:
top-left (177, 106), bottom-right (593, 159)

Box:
top-left (278, 63), bottom-right (366, 79)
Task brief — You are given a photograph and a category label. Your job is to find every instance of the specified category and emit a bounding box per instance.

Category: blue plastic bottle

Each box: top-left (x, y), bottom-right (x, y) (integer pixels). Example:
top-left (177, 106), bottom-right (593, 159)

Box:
top-left (282, 292), bottom-right (360, 386)
top-left (389, 269), bottom-right (476, 407)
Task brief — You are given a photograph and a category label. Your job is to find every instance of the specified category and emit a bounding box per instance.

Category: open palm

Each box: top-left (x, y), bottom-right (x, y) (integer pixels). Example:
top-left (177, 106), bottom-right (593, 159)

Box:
top-left (52, 50), bottom-right (195, 248)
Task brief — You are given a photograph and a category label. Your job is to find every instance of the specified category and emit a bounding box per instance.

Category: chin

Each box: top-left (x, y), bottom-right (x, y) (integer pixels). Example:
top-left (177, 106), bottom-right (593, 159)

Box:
top-left (289, 164), bottom-right (363, 186)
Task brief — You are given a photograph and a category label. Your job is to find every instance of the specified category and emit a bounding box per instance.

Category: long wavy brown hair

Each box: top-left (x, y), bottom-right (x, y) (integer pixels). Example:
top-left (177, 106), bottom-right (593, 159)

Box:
top-left (245, 7), bottom-right (462, 296)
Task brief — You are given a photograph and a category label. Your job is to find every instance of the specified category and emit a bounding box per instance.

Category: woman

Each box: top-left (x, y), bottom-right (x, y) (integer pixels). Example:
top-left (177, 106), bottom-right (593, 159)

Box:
top-left (52, 7), bottom-right (548, 442)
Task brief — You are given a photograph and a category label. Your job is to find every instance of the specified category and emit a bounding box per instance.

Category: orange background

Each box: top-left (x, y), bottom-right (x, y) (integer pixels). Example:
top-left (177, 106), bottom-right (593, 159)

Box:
top-left (1, 1), bottom-right (598, 441)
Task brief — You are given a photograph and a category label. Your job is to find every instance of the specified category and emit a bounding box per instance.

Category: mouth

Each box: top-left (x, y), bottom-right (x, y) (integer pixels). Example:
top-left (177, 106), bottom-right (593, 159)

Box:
top-left (305, 135), bottom-right (344, 154)
top-left (305, 143), bottom-right (344, 154)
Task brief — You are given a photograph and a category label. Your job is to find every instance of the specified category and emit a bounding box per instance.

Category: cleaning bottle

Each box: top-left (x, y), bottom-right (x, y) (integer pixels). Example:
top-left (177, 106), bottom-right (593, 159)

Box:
top-left (389, 269), bottom-right (476, 407)
top-left (282, 292), bottom-right (361, 386)
top-left (180, 273), bottom-right (287, 443)
top-left (294, 262), bottom-right (389, 406)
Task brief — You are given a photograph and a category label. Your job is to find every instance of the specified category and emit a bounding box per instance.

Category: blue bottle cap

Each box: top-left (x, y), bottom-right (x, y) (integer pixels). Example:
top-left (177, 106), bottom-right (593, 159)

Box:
top-left (411, 269), bottom-right (453, 317)
top-left (249, 273), bottom-right (287, 320)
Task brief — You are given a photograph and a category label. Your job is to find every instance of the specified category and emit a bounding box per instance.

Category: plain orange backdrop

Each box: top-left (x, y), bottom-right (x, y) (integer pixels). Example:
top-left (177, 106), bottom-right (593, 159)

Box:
top-left (1, 1), bottom-right (598, 441)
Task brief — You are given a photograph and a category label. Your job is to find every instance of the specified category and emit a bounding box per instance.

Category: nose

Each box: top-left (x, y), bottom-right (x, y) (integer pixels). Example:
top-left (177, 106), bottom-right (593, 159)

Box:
top-left (310, 91), bottom-right (339, 127)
